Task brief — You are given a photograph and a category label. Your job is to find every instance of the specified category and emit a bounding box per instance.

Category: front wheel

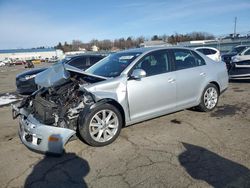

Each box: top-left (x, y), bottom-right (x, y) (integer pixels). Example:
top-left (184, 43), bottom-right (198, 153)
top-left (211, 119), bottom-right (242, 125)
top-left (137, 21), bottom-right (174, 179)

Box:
top-left (197, 84), bottom-right (219, 112)
top-left (78, 103), bottom-right (122, 147)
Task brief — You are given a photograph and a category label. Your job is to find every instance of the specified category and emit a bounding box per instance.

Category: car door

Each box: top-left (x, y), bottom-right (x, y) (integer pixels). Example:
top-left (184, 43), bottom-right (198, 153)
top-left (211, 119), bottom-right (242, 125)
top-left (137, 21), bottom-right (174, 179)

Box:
top-left (172, 49), bottom-right (206, 109)
top-left (126, 50), bottom-right (176, 122)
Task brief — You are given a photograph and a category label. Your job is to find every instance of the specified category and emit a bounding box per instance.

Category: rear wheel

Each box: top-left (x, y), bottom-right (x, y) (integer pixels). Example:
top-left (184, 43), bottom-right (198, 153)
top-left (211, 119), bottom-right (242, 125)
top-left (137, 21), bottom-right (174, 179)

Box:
top-left (78, 103), bottom-right (122, 146)
top-left (197, 83), bottom-right (219, 112)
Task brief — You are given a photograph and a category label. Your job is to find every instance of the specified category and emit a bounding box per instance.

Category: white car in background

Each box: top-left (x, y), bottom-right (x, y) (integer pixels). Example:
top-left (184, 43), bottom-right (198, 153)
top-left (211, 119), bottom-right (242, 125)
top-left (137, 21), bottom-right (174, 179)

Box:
top-left (231, 47), bottom-right (250, 63)
top-left (0, 62), bottom-right (5, 67)
top-left (195, 47), bottom-right (221, 62)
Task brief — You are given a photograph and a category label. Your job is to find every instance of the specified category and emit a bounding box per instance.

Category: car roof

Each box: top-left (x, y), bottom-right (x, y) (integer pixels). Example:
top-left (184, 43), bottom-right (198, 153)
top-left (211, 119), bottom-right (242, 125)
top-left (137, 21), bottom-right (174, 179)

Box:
top-left (115, 46), bottom-right (195, 55)
top-left (67, 53), bottom-right (108, 58)
top-left (234, 45), bottom-right (249, 48)
top-left (194, 46), bottom-right (219, 51)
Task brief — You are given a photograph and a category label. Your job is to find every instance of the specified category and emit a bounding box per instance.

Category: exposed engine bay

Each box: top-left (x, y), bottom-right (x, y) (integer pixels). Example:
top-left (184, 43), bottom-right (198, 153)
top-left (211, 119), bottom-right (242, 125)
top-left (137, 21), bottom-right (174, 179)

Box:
top-left (18, 74), bottom-right (100, 132)
top-left (11, 63), bottom-right (127, 154)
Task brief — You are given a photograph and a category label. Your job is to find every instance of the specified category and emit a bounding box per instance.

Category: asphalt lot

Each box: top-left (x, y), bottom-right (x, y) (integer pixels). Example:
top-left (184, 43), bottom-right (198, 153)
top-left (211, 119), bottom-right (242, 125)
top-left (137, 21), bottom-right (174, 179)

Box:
top-left (0, 65), bottom-right (250, 188)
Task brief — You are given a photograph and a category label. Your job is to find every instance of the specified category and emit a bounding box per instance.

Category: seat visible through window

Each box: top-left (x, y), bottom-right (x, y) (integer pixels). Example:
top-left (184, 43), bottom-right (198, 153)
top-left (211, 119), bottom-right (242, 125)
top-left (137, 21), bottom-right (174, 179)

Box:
top-left (134, 50), bottom-right (170, 77)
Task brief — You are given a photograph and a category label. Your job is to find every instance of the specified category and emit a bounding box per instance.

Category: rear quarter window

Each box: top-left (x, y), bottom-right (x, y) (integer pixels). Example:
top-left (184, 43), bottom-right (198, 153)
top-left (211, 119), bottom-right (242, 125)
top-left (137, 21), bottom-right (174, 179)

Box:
top-left (191, 51), bottom-right (206, 66)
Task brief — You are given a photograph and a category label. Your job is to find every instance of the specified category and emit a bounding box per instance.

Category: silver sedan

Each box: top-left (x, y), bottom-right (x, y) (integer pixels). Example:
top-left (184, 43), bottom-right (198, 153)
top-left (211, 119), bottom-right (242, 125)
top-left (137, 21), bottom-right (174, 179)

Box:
top-left (13, 47), bottom-right (228, 153)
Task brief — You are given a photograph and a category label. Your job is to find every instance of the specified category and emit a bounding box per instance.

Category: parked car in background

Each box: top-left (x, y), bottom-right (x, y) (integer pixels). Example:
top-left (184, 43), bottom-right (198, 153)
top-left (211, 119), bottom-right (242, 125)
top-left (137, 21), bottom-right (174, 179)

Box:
top-left (229, 59), bottom-right (250, 80)
top-left (1, 58), bottom-right (12, 66)
top-left (12, 47), bottom-right (228, 154)
top-left (25, 60), bottom-right (34, 68)
top-left (31, 59), bottom-right (41, 64)
top-left (16, 54), bottom-right (106, 95)
top-left (221, 45), bottom-right (249, 70)
top-left (195, 47), bottom-right (221, 62)
top-left (0, 61), bottom-right (5, 67)
top-left (231, 47), bottom-right (250, 63)
top-left (16, 68), bottom-right (47, 94)
top-left (48, 57), bottom-right (59, 63)
top-left (13, 60), bottom-right (26, 65)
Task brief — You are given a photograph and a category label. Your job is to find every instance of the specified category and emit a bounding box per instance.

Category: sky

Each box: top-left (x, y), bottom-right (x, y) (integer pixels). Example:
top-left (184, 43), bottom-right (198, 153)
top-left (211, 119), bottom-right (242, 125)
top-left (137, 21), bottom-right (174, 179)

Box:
top-left (0, 0), bottom-right (250, 49)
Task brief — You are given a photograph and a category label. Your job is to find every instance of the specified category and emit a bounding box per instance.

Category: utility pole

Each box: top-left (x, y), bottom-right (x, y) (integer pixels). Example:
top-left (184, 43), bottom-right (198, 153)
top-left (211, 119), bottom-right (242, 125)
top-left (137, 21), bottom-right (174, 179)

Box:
top-left (234, 17), bottom-right (237, 38)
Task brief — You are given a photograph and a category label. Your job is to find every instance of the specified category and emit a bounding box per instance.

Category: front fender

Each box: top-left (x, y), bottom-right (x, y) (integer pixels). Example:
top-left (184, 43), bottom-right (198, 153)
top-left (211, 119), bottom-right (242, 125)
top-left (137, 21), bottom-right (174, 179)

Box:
top-left (78, 98), bottom-right (126, 130)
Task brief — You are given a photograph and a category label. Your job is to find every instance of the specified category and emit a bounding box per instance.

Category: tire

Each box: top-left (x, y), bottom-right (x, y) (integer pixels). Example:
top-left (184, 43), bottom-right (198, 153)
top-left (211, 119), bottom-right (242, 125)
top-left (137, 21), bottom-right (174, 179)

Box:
top-left (197, 83), bottom-right (219, 112)
top-left (78, 103), bottom-right (122, 147)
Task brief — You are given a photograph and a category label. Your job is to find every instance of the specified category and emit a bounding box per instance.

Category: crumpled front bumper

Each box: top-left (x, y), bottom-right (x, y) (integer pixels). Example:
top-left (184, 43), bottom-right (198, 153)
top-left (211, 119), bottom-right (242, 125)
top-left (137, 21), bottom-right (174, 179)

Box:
top-left (12, 104), bottom-right (76, 154)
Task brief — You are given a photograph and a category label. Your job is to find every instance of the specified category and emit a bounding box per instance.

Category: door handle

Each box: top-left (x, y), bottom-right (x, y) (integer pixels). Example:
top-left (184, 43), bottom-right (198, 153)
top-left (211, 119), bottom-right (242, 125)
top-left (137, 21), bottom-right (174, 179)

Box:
top-left (200, 72), bottom-right (206, 76)
top-left (168, 78), bottom-right (175, 83)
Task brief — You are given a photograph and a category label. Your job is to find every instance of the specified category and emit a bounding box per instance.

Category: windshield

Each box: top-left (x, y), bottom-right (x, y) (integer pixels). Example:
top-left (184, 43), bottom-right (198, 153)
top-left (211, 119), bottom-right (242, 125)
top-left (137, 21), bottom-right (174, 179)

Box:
top-left (85, 52), bottom-right (142, 77)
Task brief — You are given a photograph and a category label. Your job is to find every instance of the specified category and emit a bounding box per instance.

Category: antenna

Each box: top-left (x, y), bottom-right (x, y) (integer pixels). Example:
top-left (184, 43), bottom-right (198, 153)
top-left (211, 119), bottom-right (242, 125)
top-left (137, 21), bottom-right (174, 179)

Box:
top-left (234, 17), bottom-right (237, 38)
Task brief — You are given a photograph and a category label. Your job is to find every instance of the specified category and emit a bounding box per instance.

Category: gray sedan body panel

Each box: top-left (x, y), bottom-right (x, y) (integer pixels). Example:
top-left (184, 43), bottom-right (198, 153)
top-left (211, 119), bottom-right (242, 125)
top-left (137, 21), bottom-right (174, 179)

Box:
top-left (13, 47), bottom-right (228, 153)
top-left (83, 75), bottom-right (131, 123)
top-left (12, 105), bottom-right (76, 154)
top-left (83, 47), bottom-right (228, 125)
top-left (80, 47), bottom-right (228, 126)
top-left (126, 71), bottom-right (176, 123)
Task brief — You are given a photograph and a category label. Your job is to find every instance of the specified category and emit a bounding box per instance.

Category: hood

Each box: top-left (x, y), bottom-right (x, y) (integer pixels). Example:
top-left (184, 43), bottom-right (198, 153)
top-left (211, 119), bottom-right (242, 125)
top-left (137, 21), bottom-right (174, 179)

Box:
top-left (16, 68), bottom-right (47, 78)
top-left (35, 63), bottom-right (107, 88)
top-left (64, 64), bottom-right (107, 80)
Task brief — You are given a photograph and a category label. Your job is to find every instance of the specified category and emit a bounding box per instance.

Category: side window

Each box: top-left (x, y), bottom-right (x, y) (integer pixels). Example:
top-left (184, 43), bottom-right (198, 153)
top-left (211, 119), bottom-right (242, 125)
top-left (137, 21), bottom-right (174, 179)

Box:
top-left (90, 56), bottom-right (103, 66)
top-left (86, 57), bottom-right (91, 67)
top-left (134, 50), bottom-right (170, 77)
top-left (174, 49), bottom-right (205, 70)
top-left (68, 57), bottom-right (86, 70)
top-left (244, 49), bottom-right (250, 55)
top-left (191, 51), bottom-right (206, 66)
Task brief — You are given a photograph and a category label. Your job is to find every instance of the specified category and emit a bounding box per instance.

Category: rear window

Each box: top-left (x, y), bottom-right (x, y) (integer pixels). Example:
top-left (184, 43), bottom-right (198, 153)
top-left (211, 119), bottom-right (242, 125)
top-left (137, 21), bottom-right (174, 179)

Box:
top-left (197, 48), bottom-right (216, 55)
top-left (210, 49), bottom-right (217, 54)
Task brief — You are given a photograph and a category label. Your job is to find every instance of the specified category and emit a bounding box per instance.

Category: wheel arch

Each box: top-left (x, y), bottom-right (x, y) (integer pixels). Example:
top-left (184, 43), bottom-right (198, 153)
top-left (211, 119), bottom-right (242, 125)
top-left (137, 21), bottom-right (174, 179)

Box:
top-left (209, 81), bottom-right (220, 95)
top-left (91, 98), bottom-right (126, 127)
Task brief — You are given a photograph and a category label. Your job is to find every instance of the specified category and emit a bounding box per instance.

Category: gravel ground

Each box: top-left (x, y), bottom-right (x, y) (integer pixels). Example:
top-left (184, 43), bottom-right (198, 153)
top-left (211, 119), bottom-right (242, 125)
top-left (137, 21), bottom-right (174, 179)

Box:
top-left (0, 65), bottom-right (249, 188)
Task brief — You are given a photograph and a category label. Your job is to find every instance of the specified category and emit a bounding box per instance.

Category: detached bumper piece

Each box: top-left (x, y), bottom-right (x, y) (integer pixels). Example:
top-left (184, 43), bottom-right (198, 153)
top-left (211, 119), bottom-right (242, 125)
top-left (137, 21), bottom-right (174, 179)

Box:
top-left (12, 105), bottom-right (76, 154)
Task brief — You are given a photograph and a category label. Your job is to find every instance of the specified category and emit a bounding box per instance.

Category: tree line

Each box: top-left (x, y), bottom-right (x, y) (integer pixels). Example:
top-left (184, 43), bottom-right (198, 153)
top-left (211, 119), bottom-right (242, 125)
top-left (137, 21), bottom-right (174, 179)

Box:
top-left (55, 32), bottom-right (215, 52)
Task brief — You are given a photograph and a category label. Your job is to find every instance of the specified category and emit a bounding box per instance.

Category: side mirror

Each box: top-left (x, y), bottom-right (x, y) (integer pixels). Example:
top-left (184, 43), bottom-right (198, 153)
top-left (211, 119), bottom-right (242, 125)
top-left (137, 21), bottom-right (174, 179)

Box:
top-left (130, 69), bottom-right (146, 80)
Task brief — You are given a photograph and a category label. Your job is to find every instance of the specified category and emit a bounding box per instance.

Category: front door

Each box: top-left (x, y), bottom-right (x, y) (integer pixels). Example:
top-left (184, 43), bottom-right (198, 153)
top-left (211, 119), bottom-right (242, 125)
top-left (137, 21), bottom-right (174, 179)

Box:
top-left (127, 50), bottom-right (176, 122)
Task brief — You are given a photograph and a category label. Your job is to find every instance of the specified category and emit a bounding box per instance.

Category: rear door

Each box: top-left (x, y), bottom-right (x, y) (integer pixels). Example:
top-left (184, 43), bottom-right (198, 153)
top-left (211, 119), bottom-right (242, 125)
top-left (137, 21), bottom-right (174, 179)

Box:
top-left (127, 50), bottom-right (176, 122)
top-left (171, 49), bottom-right (207, 109)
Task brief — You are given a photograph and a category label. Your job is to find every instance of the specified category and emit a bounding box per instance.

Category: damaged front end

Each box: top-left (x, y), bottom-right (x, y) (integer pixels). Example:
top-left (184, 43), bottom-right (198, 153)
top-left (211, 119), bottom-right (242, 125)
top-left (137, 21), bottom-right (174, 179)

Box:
top-left (12, 63), bottom-right (105, 154)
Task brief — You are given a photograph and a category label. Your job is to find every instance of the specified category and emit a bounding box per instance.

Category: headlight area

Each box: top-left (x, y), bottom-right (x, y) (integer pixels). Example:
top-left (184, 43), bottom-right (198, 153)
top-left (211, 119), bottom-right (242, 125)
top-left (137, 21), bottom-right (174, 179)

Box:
top-left (18, 113), bottom-right (76, 154)
top-left (25, 74), bottom-right (37, 80)
top-left (12, 80), bottom-right (95, 154)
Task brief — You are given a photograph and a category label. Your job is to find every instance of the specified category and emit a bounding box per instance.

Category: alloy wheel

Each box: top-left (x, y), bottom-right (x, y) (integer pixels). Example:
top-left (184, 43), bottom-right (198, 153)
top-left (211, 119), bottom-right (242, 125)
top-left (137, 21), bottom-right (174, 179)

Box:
top-left (204, 87), bottom-right (218, 109)
top-left (89, 109), bottom-right (119, 142)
